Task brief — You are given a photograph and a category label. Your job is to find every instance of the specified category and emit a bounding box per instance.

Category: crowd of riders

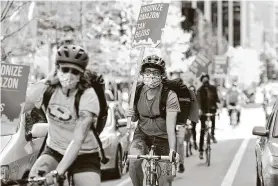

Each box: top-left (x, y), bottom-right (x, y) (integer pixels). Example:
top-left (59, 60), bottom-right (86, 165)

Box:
top-left (6, 43), bottom-right (245, 186)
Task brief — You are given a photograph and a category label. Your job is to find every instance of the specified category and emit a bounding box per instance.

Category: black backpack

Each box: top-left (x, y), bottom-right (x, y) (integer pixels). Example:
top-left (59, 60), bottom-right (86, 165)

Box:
top-left (134, 78), bottom-right (192, 124)
top-left (40, 70), bottom-right (109, 164)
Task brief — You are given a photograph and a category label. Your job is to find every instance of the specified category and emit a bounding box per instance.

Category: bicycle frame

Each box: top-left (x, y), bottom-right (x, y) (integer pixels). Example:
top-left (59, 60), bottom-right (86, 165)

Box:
top-left (128, 145), bottom-right (176, 186)
top-left (203, 113), bottom-right (216, 166)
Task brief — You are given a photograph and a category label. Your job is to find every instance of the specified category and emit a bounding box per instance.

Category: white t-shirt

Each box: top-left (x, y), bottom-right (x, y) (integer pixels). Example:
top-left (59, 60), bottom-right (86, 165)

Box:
top-left (27, 81), bottom-right (100, 155)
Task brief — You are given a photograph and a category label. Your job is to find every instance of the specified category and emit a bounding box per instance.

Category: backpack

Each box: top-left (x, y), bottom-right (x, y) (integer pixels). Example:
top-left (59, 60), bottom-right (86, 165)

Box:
top-left (134, 78), bottom-right (192, 124)
top-left (40, 70), bottom-right (109, 164)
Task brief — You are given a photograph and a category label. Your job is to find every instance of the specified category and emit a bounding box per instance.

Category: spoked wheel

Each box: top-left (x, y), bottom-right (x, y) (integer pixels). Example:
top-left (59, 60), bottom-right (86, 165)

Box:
top-left (206, 135), bottom-right (211, 166)
top-left (206, 148), bottom-right (211, 166)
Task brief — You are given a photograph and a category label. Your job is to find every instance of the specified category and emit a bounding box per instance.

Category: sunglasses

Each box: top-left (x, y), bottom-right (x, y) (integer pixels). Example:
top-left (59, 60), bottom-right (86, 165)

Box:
top-left (144, 69), bottom-right (161, 77)
top-left (60, 67), bottom-right (81, 75)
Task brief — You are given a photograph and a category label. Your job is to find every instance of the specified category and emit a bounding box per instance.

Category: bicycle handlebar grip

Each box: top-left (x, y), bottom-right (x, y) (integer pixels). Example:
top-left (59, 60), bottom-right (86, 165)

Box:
top-left (128, 155), bottom-right (139, 159)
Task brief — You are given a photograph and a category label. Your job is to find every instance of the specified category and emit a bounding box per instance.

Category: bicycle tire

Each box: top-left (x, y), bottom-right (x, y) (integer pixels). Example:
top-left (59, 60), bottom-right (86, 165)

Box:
top-left (206, 134), bottom-right (211, 166)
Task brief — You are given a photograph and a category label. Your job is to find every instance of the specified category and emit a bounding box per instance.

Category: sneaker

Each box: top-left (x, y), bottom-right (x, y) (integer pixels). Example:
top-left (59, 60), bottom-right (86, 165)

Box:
top-left (193, 141), bottom-right (198, 150)
top-left (178, 164), bottom-right (185, 173)
top-left (212, 136), bottom-right (217, 143)
top-left (199, 152), bottom-right (204, 159)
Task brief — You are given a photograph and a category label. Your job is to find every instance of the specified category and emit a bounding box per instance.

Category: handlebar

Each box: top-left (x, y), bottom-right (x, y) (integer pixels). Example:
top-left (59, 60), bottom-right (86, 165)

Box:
top-left (128, 154), bottom-right (171, 161)
top-left (1, 177), bottom-right (46, 186)
top-left (202, 113), bottom-right (219, 117)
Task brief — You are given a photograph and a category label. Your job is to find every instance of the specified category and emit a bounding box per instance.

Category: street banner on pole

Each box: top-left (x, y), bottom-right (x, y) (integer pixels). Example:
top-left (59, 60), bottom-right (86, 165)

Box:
top-left (213, 55), bottom-right (228, 78)
top-left (132, 3), bottom-right (170, 48)
top-left (1, 63), bottom-right (30, 123)
top-left (188, 52), bottom-right (211, 78)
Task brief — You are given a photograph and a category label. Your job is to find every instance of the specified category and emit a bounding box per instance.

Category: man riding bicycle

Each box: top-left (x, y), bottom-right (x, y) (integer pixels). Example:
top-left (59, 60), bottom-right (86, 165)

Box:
top-left (197, 73), bottom-right (220, 159)
top-left (125, 55), bottom-right (179, 186)
top-left (22, 45), bottom-right (101, 186)
top-left (168, 70), bottom-right (199, 173)
top-left (226, 82), bottom-right (241, 123)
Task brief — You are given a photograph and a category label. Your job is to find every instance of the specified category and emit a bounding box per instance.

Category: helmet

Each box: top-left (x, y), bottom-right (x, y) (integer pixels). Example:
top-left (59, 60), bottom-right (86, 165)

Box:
top-left (56, 45), bottom-right (89, 70)
top-left (141, 55), bottom-right (166, 74)
top-left (200, 73), bottom-right (210, 82)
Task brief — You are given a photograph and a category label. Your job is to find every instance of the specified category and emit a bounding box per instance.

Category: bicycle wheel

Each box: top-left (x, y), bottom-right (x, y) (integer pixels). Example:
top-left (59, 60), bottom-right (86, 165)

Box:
top-left (206, 134), bottom-right (211, 166)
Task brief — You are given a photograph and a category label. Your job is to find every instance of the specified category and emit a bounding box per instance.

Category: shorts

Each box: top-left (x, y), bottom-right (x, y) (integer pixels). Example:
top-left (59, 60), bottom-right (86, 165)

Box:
top-left (42, 146), bottom-right (101, 174)
top-left (131, 127), bottom-right (170, 155)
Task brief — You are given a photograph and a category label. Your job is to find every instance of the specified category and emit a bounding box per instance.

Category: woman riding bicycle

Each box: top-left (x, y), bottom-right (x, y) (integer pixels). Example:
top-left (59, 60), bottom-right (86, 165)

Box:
top-left (125, 55), bottom-right (180, 186)
top-left (22, 45), bottom-right (101, 186)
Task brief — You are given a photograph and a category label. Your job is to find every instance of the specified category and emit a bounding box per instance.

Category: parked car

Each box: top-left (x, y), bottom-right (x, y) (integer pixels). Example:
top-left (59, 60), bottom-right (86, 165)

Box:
top-left (253, 100), bottom-right (278, 186)
top-left (99, 101), bottom-right (128, 178)
top-left (0, 109), bottom-right (46, 182)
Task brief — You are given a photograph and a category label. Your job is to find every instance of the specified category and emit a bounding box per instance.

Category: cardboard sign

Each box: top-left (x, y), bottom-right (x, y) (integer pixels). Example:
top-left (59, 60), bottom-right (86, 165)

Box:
top-left (213, 55), bottom-right (228, 77)
top-left (1, 63), bottom-right (30, 122)
top-left (189, 52), bottom-right (211, 77)
top-left (132, 3), bottom-right (169, 48)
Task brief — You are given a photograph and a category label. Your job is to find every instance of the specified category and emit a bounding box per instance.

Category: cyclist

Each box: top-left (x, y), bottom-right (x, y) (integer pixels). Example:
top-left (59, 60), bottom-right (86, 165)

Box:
top-left (226, 82), bottom-right (241, 124)
top-left (188, 85), bottom-right (198, 150)
top-left (125, 55), bottom-right (179, 186)
top-left (22, 45), bottom-right (102, 186)
top-left (197, 73), bottom-right (220, 159)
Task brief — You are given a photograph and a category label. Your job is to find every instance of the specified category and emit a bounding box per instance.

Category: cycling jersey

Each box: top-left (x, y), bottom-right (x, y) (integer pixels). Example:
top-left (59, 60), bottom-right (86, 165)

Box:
top-left (227, 89), bottom-right (239, 103)
top-left (27, 81), bottom-right (100, 155)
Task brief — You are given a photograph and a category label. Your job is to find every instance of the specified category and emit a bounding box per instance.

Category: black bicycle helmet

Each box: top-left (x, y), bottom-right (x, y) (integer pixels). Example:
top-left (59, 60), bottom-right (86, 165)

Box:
top-left (200, 73), bottom-right (210, 82)
top-left (141, 55), bottom-right (166, 74)
top-left (56, 45), bottom-right (89, 71)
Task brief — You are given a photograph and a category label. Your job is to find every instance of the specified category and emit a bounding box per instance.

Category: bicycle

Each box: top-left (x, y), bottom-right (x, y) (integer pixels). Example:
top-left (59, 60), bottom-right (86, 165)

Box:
top-left (202, 113), bottom-right (218, 167)
top-left (128, 145), bottom-right (177, 186)
top-left (1, 170), bottom-right (69, 186)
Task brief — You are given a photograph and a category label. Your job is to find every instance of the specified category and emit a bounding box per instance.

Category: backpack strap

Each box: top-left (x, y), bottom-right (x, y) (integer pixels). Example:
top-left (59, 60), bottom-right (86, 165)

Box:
top-left (159, 86), bottom-right (171, 119)
top-left (42, 84), bottom-right (56, 111)
top-left (133, 83), bottom-right (144, 118)
top-left (74, 88), bottom-right (109, 164)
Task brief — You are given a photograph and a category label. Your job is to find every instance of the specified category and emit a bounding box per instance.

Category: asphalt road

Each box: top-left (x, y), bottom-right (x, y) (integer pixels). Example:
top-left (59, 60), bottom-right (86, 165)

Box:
top-left (101, 106), bottom-right (265, 186)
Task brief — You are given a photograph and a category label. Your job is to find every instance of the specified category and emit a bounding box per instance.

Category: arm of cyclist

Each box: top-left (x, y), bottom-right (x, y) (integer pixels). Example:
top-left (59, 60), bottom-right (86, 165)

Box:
top-left (196, 88), bottom-right (203, 115)
top-left (21, 81), bottom-right (48, 114)
top-left (166, 91), bottom-right (180, 154)
top-left (187, 89), bottom-right (199, 123)
top-left (55, 89), bottom-right (100, 176)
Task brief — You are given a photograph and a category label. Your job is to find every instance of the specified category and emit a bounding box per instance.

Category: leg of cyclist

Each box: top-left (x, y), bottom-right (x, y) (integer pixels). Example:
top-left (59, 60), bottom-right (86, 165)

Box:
top-left (71, 152), bottom-right (101, 186)
top-left (29, 146), bottom-right (60, 185)
top-left (191, 122), bottom-right (198, 150)
top-left (211, 115), bottom-right (217, 143)
top-left (176, 125), bottom-right (185, 173)
top-left (199, 116), bottom-right (206, 159)
top-left (73, 172), bottom-right (100, 186)
top-left (153, 137), bottom-right (172, 186)
top-left (129, 128), bottom-right (148, 186)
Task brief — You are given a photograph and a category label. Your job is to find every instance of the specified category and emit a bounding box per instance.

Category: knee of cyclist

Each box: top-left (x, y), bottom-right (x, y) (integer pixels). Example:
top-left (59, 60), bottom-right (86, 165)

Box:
top-left (129, 159), bottom-right (142, 170)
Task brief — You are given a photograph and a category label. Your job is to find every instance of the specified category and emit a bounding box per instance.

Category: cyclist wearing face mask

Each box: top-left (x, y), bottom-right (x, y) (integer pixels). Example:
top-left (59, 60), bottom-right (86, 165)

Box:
top-left (197, 73), bottom-right (220, 159)
top-left (125, 55), bottom-right (180, 186)
top-left (22, 45), bottom-right (101, 186)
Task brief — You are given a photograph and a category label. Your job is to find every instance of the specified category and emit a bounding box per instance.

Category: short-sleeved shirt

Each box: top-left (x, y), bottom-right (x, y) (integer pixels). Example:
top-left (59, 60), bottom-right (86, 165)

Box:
top-left (136, 84), bottom-right (180, 139)
top-left (26, 81), bottom-right (100, 155)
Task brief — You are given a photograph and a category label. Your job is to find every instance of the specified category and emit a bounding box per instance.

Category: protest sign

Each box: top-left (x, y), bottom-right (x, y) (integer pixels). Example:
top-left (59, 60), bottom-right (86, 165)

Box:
top-left (132, 3), bottom-right (169, 48)
top-left (213, 55), bottom-right (228, 77)
top-left (1, 63), bottom-right (30, 122)
top-left (189, 52), bottom-right (211, 77)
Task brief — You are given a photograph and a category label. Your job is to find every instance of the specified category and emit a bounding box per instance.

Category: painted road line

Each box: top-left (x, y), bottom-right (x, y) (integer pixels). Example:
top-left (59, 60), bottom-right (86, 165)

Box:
top-left (115, 177), bottom-right (131, 186)
top-left (220, 138), bottom-right (250, 186)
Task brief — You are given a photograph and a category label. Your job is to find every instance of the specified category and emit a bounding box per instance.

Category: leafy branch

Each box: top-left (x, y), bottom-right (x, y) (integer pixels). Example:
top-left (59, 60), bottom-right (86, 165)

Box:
top-left (1, 17), bottom-right (35, 41)
top-left (1, 1), bottom-right (30, 22)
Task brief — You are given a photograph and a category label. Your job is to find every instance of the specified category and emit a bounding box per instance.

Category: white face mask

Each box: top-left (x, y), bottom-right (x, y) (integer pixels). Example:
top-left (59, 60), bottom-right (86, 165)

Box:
top-left (57, 71), bottom-right (80, 89)
top-left (143, 75), bottom-right (162, 89)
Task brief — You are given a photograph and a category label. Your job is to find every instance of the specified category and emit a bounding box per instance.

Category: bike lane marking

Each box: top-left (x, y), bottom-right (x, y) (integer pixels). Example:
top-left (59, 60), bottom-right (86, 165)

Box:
top-left (220, 138), bottom-right (250, 186)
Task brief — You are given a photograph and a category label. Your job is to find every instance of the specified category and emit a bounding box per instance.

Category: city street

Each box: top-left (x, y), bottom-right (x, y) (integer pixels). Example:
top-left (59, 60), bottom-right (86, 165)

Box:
top-left (101, 105), bottom-right (266, 186)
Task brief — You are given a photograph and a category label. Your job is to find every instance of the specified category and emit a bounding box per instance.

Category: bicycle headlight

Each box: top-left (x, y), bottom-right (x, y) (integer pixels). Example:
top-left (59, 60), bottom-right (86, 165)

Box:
top-left (1, 165), bottom-right (9, 180)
